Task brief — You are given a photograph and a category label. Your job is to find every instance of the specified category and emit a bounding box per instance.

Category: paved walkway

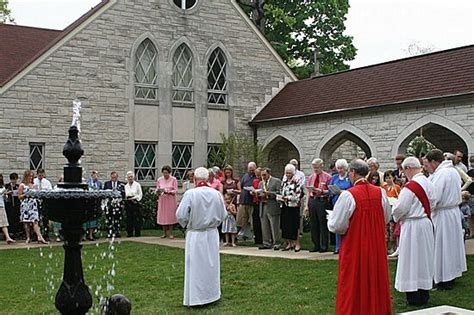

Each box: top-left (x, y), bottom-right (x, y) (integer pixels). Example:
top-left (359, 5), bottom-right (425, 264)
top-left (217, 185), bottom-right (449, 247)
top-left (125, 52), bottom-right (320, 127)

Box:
top-left (2, 236), bottom-right (474, 262)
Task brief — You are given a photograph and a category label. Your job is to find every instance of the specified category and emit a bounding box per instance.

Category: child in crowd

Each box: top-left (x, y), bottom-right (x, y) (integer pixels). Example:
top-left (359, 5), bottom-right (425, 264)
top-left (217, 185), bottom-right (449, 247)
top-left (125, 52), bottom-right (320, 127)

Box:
top-left (460, 191), bottom-right (471, 238)
top-left (222, 193), bottom-right (237, 247)
top-left (383, 170), bottom-right (401, 257)
top-left (367, 171), bottom-right (381, 186)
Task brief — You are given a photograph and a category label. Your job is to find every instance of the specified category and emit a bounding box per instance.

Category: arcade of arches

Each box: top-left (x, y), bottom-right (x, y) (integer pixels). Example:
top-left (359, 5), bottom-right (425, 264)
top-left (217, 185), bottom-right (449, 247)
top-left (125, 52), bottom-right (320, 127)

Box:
top-left (262, 120), bottom-right (471, 173)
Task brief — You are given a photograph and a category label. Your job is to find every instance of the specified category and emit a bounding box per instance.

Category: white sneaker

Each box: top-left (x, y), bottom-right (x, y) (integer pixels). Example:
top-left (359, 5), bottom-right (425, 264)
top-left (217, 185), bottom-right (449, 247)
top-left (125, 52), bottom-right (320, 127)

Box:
top-left (388, 248), bottom-right (399, 258)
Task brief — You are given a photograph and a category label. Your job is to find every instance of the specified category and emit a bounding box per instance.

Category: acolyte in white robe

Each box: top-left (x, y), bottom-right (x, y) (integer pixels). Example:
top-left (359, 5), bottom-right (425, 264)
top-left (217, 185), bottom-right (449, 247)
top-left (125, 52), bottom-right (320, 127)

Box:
top-left (176, 186), bottom-right (227, 307)
top-left (392, 173), bottom-right (436, 292)
top-left (429, 160), bottom-right (467, 283)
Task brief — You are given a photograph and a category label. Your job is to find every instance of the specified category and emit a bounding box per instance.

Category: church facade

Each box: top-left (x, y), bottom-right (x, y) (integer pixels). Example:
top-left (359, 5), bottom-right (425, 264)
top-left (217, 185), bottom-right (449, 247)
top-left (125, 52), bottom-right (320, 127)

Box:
top-left (0, 0), bottom-right (295, 183)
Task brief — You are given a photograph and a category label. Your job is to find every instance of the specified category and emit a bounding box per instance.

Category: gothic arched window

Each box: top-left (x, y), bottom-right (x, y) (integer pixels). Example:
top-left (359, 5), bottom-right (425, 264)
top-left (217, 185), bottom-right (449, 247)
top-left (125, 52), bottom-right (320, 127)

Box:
top-left (172, 44), bottom-right (194, 104)
top-left (134, 39), bottom-right (158, 100)
top-left (207, 48), bottom-right (228, 105)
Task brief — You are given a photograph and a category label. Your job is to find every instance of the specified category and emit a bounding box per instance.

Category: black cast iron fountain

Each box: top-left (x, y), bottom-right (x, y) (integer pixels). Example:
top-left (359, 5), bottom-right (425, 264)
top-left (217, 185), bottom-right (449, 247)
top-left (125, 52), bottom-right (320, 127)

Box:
top-left (26, 100), bottom-right (121, 314)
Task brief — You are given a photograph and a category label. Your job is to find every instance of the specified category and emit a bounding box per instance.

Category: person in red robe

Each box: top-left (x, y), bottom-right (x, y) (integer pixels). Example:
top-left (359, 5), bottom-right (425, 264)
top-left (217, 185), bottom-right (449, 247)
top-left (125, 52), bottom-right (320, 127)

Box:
top-left (328, 159), bottom-right (392, 315)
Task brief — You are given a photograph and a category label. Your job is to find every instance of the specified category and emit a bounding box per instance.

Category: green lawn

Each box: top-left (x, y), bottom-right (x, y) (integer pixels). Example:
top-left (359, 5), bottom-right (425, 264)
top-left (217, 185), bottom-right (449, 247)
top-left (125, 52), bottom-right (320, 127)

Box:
top-left (0, 240), bottom-right (473, 314)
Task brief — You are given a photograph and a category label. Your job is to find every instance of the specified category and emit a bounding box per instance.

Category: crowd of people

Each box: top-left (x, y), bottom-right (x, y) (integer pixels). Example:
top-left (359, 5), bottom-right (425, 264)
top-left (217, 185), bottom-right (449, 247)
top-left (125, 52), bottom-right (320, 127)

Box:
top-left (1, 149), bottom-right (473, 310)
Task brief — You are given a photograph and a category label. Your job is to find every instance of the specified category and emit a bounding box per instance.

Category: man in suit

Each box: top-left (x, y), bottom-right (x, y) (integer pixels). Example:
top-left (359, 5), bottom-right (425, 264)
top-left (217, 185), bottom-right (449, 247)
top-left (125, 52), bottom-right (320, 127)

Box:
top-left (258, 168), bottom-right (282, 250)
top-left (103, 171), bottom-right (125, 238)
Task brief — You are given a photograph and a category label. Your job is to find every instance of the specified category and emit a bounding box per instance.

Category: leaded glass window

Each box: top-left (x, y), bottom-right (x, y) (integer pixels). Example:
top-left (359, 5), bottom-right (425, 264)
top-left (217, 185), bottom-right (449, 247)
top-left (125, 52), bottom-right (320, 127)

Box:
top-left (29, 143), bottom-right (44, 170)
top-left (172, 44), bottom-right (193, 104)
top-left (134, 143), bottom-right (157, 181)
top-left (207, 48), bottom-right (228, 105)
top-left (134, 39), bottom-right (158, 100)
top-left (172, 144), bottom-right (193, 181)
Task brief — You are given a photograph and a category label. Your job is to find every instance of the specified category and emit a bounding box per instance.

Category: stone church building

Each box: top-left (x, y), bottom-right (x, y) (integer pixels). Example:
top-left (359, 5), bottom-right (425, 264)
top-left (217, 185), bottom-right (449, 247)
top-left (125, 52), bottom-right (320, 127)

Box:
top-left (0, 0), bottom-right (473, 182)
top-left (0, 0), bottom-right (295, 183)
top-left (252, 45), bottom-right (474, 175)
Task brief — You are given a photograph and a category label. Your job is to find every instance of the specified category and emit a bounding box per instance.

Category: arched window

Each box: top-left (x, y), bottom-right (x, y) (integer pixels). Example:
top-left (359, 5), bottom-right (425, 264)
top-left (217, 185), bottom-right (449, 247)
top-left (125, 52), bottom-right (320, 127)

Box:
top-left (207, 48), bottom-right (228, 105)
top-left (173, 0), bottom-right (198, 10)
top-left (134, 39), bottom-right (158, 100)
top-left (172, 44), bottom-right (194, 104)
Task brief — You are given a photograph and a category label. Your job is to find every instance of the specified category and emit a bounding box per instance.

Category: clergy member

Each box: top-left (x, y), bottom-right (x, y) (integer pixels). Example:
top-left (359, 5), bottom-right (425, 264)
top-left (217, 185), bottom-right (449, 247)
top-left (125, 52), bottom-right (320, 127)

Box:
top-left (392, 157), bottom-right (436, 305)
top-left (424, 149), bottom-right (467, 290)
top-left (328, 159), bottom-right (392, 315)
top-left (176, 167), bottom-right (227, 307)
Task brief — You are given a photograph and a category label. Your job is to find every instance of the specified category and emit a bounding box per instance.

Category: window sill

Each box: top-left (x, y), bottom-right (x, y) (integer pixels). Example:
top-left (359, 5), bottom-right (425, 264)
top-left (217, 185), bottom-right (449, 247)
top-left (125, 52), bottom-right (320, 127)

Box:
top-left (208, 104), bottom-right (229, 111)
top-left (172, 102), bottom-right (195, 109)
top-left (134, 99), bottom-right (159, 106)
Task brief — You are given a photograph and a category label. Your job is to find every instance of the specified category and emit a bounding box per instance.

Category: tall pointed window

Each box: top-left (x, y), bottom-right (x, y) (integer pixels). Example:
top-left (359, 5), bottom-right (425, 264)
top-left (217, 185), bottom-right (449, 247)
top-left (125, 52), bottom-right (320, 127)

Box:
top-left (172, 143), bottom-right (193, 181)
top-left (134, 143), bottom-right (157, 181)
top-left (172, 44), bottom-right (193, 104)
top-left (207, 48), bottom-right (228, 105)
top-left (134, 39), bottom-right (158, 100)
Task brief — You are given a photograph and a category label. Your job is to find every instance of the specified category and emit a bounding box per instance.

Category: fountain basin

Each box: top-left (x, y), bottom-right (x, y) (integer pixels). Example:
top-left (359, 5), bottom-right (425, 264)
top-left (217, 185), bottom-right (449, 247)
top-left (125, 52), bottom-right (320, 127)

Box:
top-left (26, 189), bottom-right (121, 226)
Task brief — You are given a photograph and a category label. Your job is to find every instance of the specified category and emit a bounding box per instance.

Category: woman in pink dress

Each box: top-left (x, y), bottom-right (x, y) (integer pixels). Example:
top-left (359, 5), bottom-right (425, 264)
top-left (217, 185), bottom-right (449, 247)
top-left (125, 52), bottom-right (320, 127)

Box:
top-left (156, 165), bottom-right (178, 238)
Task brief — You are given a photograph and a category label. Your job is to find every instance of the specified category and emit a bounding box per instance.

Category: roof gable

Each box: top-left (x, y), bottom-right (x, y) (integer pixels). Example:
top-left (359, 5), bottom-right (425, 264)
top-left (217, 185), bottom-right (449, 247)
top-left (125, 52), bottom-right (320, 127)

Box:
top-left (252, 45), bottom-right (474, 123)
top-left (0, 0), bottom-right (110, 88)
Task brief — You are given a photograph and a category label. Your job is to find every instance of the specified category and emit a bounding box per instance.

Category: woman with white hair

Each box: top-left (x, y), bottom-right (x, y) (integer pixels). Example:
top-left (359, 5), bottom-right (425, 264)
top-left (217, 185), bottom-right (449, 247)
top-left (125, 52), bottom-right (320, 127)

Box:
top-left (280, 164), bottom-right (304, 251)
top-left (329, 159), bottom-right (352, 254)
top-left (125, 171), bottom-right (143, 237)
top-left (208, 168), bottom-right (223, 194)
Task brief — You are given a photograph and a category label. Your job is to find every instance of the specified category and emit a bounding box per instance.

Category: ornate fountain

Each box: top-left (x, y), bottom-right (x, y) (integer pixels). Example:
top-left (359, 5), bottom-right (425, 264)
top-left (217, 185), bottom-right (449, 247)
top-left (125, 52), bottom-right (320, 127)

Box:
top-left (26, 100), bottom-right (121, 315)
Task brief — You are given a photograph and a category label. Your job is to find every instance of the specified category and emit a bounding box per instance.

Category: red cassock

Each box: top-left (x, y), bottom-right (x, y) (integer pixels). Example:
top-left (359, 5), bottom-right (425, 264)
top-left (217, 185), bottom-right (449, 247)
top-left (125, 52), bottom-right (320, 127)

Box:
top-left (336, 181), bottom-right (392, 315)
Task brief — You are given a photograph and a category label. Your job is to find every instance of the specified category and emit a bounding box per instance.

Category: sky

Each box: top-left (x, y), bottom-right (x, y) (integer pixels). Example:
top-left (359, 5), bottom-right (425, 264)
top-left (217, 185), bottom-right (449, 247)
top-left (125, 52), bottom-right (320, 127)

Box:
top-left (7, 0), bottom-right (474, 69)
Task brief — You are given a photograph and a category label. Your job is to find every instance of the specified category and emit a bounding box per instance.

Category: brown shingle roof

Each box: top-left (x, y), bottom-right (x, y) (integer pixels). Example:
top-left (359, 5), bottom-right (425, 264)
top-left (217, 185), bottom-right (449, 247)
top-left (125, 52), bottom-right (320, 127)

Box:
top-left (0, 0), bottom-right (109, 87)
top-left (251, 45), bottom-right (474, 123)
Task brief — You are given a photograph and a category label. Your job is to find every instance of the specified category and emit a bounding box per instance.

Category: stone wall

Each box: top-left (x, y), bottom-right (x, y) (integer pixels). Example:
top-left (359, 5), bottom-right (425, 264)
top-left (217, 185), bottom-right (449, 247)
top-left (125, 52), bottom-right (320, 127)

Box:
top-left (0, 0), bottom-right (294, 183)
top-left (256, 95), bottom-right (474, 175)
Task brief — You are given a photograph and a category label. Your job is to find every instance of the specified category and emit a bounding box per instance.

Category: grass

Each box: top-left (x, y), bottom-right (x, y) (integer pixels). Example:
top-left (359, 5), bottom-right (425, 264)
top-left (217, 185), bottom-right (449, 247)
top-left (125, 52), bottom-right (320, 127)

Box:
top-left (0, 239), bottom-right (473, 314)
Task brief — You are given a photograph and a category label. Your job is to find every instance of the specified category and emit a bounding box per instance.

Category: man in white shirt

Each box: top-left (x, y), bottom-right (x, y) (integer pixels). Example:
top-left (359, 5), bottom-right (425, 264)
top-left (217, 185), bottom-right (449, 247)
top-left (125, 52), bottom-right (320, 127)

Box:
top-left (124, 171), bottom-right (142, 237)
top-left (176, 167), bottom-right (227, 307)
top-left (454, 150), bottom-right (468, 173)
top-left (392, 157), bottom-right (436, 305)
top-left (33, 168), bottom-right (52, 191)
top-left (424, 149), bottom-right (467, 290)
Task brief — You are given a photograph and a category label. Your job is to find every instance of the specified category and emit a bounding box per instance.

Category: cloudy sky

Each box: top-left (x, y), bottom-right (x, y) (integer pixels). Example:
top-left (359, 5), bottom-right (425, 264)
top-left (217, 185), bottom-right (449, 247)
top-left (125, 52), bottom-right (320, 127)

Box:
top-left (7, 0), bottom-right (474, 69)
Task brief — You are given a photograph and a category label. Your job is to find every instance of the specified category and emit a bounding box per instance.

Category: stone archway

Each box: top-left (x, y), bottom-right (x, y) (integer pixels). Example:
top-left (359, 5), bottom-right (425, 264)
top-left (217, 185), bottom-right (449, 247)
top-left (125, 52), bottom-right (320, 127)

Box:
top-left (392, 115), bottom-right (472, 162)
top-left (315, 123), bottom-right (376, 167)
top-left (263, 136), bottom-right (300, 178)
top-left (396, 123), bottom-right (468, 160)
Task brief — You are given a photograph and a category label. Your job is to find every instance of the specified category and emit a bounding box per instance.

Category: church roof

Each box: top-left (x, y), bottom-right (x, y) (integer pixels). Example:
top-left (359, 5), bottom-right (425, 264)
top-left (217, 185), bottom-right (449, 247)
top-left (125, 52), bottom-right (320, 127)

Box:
top-left (251, 45), bottom-right (474, 123)
top-left (0, 0), bottom-right (109, 87)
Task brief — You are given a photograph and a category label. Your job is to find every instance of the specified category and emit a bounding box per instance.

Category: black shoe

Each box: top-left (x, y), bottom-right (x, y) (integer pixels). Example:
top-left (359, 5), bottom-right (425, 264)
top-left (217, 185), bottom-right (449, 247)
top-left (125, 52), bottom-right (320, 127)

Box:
top-left (259, 245), bottom-right (271, 250)
top-left (333, 250), bottom-right (339, 254)
top-left (309, 248), bottom-right (320, 253)
top-left (273, 245), bottom-right (280, 250)
top-left (319, 249), bottom-right (328, 253)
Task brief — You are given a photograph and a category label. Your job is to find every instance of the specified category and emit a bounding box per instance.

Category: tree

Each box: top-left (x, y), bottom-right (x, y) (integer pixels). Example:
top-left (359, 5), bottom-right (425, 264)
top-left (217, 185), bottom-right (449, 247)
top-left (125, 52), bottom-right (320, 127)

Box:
top-left (208, 134), bottom-right (267, 175)
top-left (406, 135), bottom-right (436, 158)
top-left (0, 0), bottom-right (14, 24)
top-left (238, 0), bottom-right (357, 79)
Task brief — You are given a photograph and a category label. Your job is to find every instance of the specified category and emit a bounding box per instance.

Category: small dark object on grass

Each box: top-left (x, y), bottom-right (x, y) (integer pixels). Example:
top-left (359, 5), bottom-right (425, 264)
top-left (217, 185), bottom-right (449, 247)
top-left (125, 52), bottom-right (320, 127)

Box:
top-left (101, 294), bottom-right (132, 315)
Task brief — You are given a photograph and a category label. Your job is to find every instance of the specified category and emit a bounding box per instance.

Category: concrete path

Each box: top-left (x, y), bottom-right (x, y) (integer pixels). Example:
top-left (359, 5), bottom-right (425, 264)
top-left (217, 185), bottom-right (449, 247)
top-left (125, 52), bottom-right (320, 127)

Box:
top-left (2, 236), bottom-right (474, 262)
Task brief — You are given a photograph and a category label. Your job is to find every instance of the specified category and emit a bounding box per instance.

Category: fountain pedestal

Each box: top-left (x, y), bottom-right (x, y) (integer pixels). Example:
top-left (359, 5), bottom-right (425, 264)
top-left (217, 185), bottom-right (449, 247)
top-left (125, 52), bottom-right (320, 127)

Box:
top-left (27, 125), bottom-right (120, 315)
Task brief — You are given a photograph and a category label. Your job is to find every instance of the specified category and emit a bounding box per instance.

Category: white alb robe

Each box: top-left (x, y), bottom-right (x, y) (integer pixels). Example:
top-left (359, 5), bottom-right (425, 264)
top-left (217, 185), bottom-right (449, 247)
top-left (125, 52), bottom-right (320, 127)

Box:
top-left (429, 160), bottom-right (467, 283)
top-left (392, 173), bottom-right (436, 292)
top-left (328, 182), bottom-right (391, 234)
top-left (176, 186), bottom-right (227, 306)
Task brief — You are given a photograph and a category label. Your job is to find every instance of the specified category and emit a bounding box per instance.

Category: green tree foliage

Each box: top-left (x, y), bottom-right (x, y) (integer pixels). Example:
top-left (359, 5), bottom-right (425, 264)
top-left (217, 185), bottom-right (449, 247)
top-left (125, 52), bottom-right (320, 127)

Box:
top-left (0, 0), bottom-right (14, 24)
top-left (406, 135), bottom-right (436, 158)
top-left (238, 0), bottom-right (357, 79)
top-left (209, 133), bottom-right (267, 176)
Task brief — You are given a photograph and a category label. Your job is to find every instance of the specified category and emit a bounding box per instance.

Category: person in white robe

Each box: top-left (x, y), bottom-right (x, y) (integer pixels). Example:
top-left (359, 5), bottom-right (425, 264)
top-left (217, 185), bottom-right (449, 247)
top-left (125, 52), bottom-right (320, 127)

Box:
top-left (176, 167), bottom-right (227, 307)
top-left (392, 157), bottom-right (436, 305)
top-left (424, 149), bottom-right (467, 290)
